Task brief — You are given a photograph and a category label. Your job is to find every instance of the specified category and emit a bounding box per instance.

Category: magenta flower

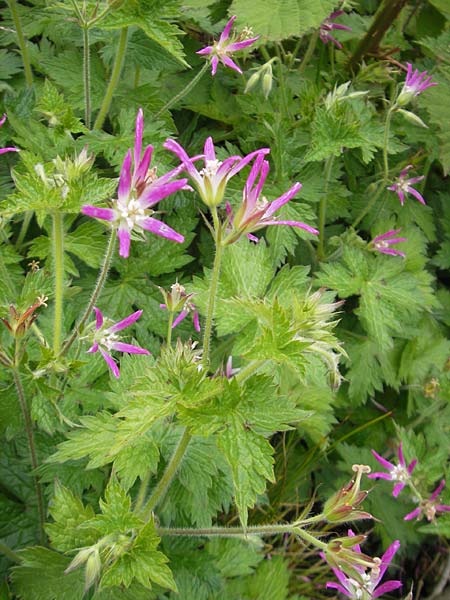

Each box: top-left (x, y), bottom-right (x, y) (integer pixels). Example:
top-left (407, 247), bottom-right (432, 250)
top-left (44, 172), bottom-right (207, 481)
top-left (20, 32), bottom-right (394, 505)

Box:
top-left (197, 15), bottom-right (259, 76)
top-left (87, 307), bottom-right (150, 378)
top-left (159, 282), bottom-right (200, 333)
top-left (0, 114), bottom-right (19, 155)
top-left (404, 480), bottom-right (450, 522)
top-left (319, 11), bottom-right (352, 50)
top-left (387, 165), bottom-right (425, 206)
top-left (225, 152), bottom-right (318, 244)
top-left (397, 63), bottom-right (437, 106)
top-left (326, 531), bottom-right (402, 600)
top-left (371, 229), bottom-right (407, 258)
top-left (164, 136), bottom-right (269, 208)
top-left (82, 109), bottom-right (187, 258)
top-left (368, 443), bottom-right (417, 497)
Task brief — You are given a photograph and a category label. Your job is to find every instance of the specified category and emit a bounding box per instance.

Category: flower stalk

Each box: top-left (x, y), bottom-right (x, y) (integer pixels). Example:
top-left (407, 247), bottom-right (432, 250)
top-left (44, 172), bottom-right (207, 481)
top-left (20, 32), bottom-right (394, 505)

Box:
top-left (93, 27), bottom-right (128, 130)
top-left (155, 62), bottom-right (210, 119)
top-left (317, 156), bottom-right (334, 261)
top-left (83, 26), bottom-right (91, 128)
top-left (52, 211), bottom-right (65, 355)
top-left (7, 0), bottom-right (33, 87)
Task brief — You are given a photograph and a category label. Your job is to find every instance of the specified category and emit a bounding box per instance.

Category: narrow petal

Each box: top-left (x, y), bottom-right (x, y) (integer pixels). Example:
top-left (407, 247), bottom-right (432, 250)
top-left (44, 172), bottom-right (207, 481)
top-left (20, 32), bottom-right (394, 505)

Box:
top-left (247, 233), bottom-right (259, 242)
top-left (111, 341), bottom-right (150, 355)
top-left (99, 348), bottom-right (120, 378)
top-left (371, 449), bottom-right (395, 471)
top-left (140, 217), bottom-right (184, 243)
top-left (134, 108), bottom-right (144, 167)
top-left (245, 153), bottom-right (266, 198)
top-left (163, 139), bottom-right (201, 182)
top-left (373, 581), bottom-right (403, 598)
top-left (263, 220), bottom-right (319, 235)
top-left (368, 472), bottom-right (394, 481)
top-left (378, 248), bottom-right (406, 257)
top-left (211, 56), bottom-right (219, 76)
top-left (117, 227), bottom-right (131, 258)
top-left (93, 307), bottom-right (104, 330)
top-left (226, 37), bottom-right (260, 52)
top-left (331, 24), bottom-right (352, 31)
top-left (87, 342), bottom-right (99, 353)
top-left (196, 46), bottom-right (213, 56)
top-left (227, 147), bottom-right (270, 179)
top-left (408, 459), bottom-right (418, 475)
top-left (109, 309), bottom-right (143, 333)
top-left (430, 479), bottom-right (446, 501)
top-left (406, 186), bottom-right (426, 205)
top-left (219, 15), bottom-right (236, 43)
top-left (407, 175), bottom-right (425, 184)
top-left (134, 145), bottom-right (153, 182)
top-left (397, 189), bottom-right (405, 205)
top-left (397, 443), bottom-right (405, 466)
top-left (204, 137), bottom-right (216, 161)
top-left (436, 505), bottom-right (450, 513)
top-left (172, 310), bottom-right (189, 328)
top-left (193, 311), bottom-right (200, 332)
top-left (404, 507), bottom-right (421, 521)
top-left (264, 182), bottom-right (302, 216)
top-left (399, 164), bottom-right (413, 178)
top-left (0, 114), bottom-right (6, 127)
top-left (140, 178), bottom-right (188, 208)
top-left (81, 205), bottom-right (115, 221)
top-left (118, 150), bottom-right (132, 200)
top-left (374, 229), bottom-right (402, 242)
top-left (327, 34), bottom-right (343, 49)
top-left (221, 55), bottom-right (242, 74)
top-left (0, 147), bottom-right (19, 154)
top-left (377, 540), bottom-right (400, 583)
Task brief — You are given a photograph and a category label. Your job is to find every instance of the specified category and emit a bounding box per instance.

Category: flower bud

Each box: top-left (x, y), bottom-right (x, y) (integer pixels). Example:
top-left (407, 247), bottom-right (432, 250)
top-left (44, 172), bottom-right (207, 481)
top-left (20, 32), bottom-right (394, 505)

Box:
top-left (262, 68), bottom-right (273, 99)
top-left (84, 548), bottom-right (102, 592)
top-left (244, 71), bottom-right (261, 94)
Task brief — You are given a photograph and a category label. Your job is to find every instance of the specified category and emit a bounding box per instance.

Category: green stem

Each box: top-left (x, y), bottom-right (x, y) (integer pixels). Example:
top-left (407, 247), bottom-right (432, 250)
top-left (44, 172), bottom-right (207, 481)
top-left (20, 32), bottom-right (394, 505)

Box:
top-left (134, 471), bottom-right (152, 514)
top-left (155, 61), bottom-right (210, 119)
top-left (7, 0), bottom-right (33, 87)
top-left (52, 212), bottom-right (65, 355)
top-left (157, 523), bottom-right (297, 537)
top-left (234, 359), bottom-right (268, 384)
top-left (16, 211), bottom-right (33, 248)
top-left (383, 106), bottom-right (394, 180)
top-left (0, 542), bottom-right (21, 563)
top-left (294, 526), bottom-right (327, 550)
top-left (275, 45), bottom-right (290, 119)
top-left (298, 30), bottom-right (319, 74)
top-left (142, 428), bottom-right (192, 519)
top-left (351, 184), bottom-right (385, 230)
top-left (83, 26), bottom-right (91, 129)
top-left (317, 156), bottom-right (334, 261)
top-left (61, 229), bottom-right (116, 356)
top-left (166, 312), bottom-right (174, 347)
top-left (12, 355), bottom-right (45, 544)
top-left (202, 208), bottom-right (223, 370)
top-left (93, 27), bottom-right (128, 130)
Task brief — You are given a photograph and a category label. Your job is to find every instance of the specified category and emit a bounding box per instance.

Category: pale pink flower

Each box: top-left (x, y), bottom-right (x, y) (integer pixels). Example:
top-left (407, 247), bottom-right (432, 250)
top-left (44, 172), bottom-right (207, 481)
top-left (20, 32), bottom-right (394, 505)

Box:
top-left (404, 480), bottom-right (450, 522)
top-left (368, 443), bottom-right (417, 497)
top-left (397, 63), bottom-right (437, 105)
top-left (372, 229), bottom-right (407, 258)
top-left (387, 165), bottom-right (425, 205)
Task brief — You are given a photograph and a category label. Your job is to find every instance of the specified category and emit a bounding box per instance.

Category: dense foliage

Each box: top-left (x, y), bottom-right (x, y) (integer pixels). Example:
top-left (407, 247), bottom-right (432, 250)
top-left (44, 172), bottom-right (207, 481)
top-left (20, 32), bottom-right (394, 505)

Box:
top-left (0, 0), bottom-right (449, 598)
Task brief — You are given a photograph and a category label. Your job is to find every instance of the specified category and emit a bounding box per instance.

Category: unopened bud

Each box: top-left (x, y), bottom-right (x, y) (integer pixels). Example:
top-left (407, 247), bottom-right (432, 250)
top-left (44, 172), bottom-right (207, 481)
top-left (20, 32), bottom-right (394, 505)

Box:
top-left (244, 71), bottom-right (261, 94)
top-left (262, 70), bottom-right (273, 99)
top-left (397, 108), bottom-right (428, 128)
top-left (84, 548), bottom-right (101, 592)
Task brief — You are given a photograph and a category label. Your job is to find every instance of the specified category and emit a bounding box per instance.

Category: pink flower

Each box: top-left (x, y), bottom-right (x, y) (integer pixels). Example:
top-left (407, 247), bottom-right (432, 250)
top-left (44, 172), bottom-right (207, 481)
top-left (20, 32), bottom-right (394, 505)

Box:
top-left (82, 109), bottom-right (187, 258)
top-left (397, 63), bottom-right (437, 105)
top-left (404, 480), bottom-right (450, 522)
top-left (325, 531), bottom-right (402, 599)
top-left (87, 307), bottom-right (150, 378)
top-left (319, 11), bottom-right (352, 50)
top-left (387, 165), bottom-right (425, 206)
top-left (0, 114), bottom-right (19, 155)
top-left (372, 229), bottom-right (407, 258)
top-left (197, 15), bottom-right (259, 76)
top-left (159, 282), bottom-right (200, 333)
top-left (164, 136), bottom-right (269, 208)
top-left (368, 443), bottom-right (417, 497)
top-left (225, 153), bottom-right (318, 244)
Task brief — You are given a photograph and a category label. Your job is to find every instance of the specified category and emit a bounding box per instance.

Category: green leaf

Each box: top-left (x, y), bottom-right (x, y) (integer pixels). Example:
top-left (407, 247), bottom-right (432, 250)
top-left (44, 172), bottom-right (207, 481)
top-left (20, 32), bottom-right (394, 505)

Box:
top-left (101, 520), bottom-right (177, 592)
top-left (419, 68), bottom-right (450, 175)
top-left (225, 555), bottom-right (290, 600)
top-left (46, 482), bottom-right (97, 552)
top-left (10, 547), bottom-right (85, 600)
top-left (230, 0), bottom-right (336, 41)
top-left (218, 417), bottom-right (275, 528)
top-left (89, 477), bottom-right (141, 535)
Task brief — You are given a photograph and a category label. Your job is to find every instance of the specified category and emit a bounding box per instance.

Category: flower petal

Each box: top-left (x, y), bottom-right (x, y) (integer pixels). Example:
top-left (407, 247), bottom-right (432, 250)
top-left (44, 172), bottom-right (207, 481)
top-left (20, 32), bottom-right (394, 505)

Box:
top-left (373, 581), bottom-right (403, 598)
top-left (196, 46), bottom-right (213, 56)
top-left (117, 227), bottom-right (131, 258)
top-left (172, 310), bottom-right (189, 328)
top-left (140, 178), bottom-right (188, 208)
top-left (118, 150), bottom-right (132, 201)
top-left (109, 310), bottom-right (143, 333)
top-left (226, 37), bottom-right (260, 52)
top-left (111, 341), bottom-right (150, 355)
top-left (211, 55), bottom-right (219, 76)
top-left (93, 307), bottom-right (104, 329)
top-left (135, 145), bottom-right (153, 182)
top-left (87, 342), bottom-right (99, 353)
top-left (99, 348), bottom-right (120, 378)
top-left (371, 449), bottom-right (395, 471)
top-left (81, 205), bottom-right (115, 221)
top-left (219, 15), bottom-right (236, 44)
top-left (406, 186), bottom-right (426, 205)
top-left (0, 147), bottom-right (19, 154)
top-left (221, 54), bottom-right (242, 74)
top-left (263, 220), bottom-right (319, 235)
top-left (134, 108), bottom-right (144, 167)
top-left (325, 583), bottom-right (351, 597)
top-left (404, 507), bottom-right (421, 521)
top-left (140, 217), bottom-right (184, 243)
top-left (193, 311), bottom-right (200, 332)
top-left (368, 472), bottom-right (394, 481)
top-left (264, 182), bottom-right (302, 217)
top-left (204, 137), bottom-right (216, 162)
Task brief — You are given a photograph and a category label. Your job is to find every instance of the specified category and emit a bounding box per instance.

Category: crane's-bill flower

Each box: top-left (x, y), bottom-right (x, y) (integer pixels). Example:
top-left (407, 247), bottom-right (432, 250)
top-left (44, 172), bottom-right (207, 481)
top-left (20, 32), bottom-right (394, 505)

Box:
top-left (82, 109), bottom-right (187, 258)
top-left (324, 464), bottom-right (373, 523)
top-left (164, 136), bottom-right (269, 208)
top-left (387, 165), bottom-right (425, 206)
top-left (404, 479), bottom-right (450, 522)
top-left (368, 443), bottom-right (417, 497)
top-left (0, 113), bottom-right (19, 155)
top-left (197, 15), bottom-right (259, 76)
top-left (87, 307), bottom-right (150, 378)
top-left (371, 229), bottom-right (407, 258)
top-left (325, 531), bottom-right (402, 600)
top-left (397, 63), bottom-right (437, 106)
top-left (319, 11), bottom-right (352, 50)
top-left (159, 283), bottom-right (200, 333)
top-left (225, 152), bottom-right (318, 244)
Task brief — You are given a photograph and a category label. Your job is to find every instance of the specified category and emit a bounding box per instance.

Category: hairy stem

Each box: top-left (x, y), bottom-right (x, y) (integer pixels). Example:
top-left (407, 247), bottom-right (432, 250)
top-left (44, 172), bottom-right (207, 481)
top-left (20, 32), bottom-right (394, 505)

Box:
top-left (155, 61), bottom-right (210, 119)
top-left (93, 27), bottom-right (128, 130)
top-left (142, 428), bottom-right (192, 519)
top-left (166, 311), bottom-right (174, 347)
top-left (317, 156), bottom-right (334, 261)
top-left (83, 26), bottom-right (91, 128)
top-left (12, 353), bottom-right (45, 544)
top-left (157, 523), bottom-right (298, 537)
top-left (61, 229), bottom-right (116, 356)
top-left (7, 0), bottom-right (33, 87)
top-left (52, 212), bottom-right (65, 355)
top-left (383, 106), bottom-right (394, 180)
top-left (0, 542), bottom-right (21, 563)
top-left (298, 30), bottom-right (319, 74)
top-left (351, 184), bottom-right (385, 230)
top-left (16, 211), bottom-right (33, 248)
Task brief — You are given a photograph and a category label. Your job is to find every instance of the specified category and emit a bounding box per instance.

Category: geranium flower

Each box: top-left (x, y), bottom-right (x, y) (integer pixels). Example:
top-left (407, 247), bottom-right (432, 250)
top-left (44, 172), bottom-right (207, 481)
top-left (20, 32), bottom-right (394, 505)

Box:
top-left (159, 283), bottom-right (200, 333)
top-left (368, 443), bottom-right (417, 497)
top-left (225, 152), bottom-right (318, 244)
top-left (82, 109), bottom-right (187, 258)
top-left (326, 531), bottom-right (402, 600)
top-left (164, 136), bottom-right (269, 208)
top-left (87, 307), bottom-right (150, 378)
top-left (197, 15), bottom-right (259, 76)
top-left (397, 63), bottom-right (437, 105)
top-left (404, 480), bottom-right (450, 522)
top-left (371, 230), bottom-right (407, 258)
top-left (387, 165), bottom-right (425, 205)
top-left (319, 11), bottom-right (352, 50)
top-left (0, 114), bottom-right (19, 155)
